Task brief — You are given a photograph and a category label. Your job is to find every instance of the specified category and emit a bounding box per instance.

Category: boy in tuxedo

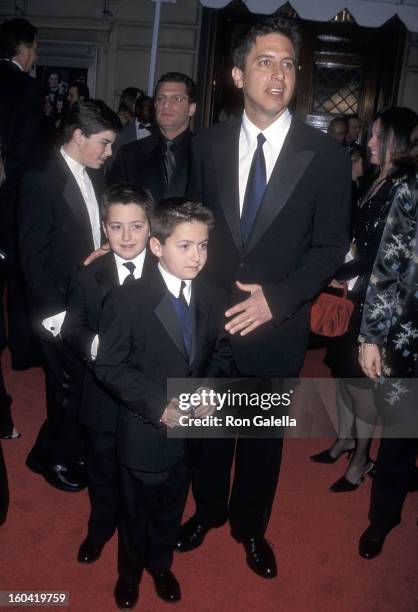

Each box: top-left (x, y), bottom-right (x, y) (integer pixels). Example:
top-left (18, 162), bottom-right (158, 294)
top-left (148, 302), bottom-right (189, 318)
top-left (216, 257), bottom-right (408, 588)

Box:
top-left (62, 183), bottom-right (154, 565)
top-left (95, 198), bottom-right (232, 609)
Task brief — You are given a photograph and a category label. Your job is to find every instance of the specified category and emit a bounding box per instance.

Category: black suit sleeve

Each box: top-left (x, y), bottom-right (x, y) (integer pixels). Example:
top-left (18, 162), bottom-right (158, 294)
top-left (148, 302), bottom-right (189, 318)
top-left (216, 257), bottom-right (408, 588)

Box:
top-left (61, 268), bottom-right (97, 361)
top-left (18, 171), bottom-right (66, 318)
top-left (186, 137), bottom-right (203, 201)
top-left (263, 151), bottom-right (352, 326)
top-left (95, 288), bottom-right (166, 427)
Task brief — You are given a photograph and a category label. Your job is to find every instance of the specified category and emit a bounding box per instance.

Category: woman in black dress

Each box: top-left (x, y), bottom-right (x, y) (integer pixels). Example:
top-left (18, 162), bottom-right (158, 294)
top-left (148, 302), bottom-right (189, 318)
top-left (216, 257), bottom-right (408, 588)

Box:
top-left (311, 107), bottom-right (418, 492)
top-left (357, 126), bottom-right (418, 558)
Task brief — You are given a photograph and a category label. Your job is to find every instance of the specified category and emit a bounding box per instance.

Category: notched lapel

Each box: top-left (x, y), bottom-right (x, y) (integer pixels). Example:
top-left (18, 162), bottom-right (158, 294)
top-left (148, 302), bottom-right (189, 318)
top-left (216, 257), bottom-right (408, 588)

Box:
top-left (155, 293), bottom-right (188, 361)
top-left (62, 171), bottom-right (92, 233)
top-left (212, 125), bottom-right (243, 254)
top-left (95, 255), bottom-right (119, 297)
top-left (244, 139), bottom-right (315, 254)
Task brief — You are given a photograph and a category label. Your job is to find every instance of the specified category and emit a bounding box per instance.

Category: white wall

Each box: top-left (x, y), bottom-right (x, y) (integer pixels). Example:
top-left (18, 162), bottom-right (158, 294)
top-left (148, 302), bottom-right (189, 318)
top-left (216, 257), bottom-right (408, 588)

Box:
top-left (1, 0), bottom-right (202, 110)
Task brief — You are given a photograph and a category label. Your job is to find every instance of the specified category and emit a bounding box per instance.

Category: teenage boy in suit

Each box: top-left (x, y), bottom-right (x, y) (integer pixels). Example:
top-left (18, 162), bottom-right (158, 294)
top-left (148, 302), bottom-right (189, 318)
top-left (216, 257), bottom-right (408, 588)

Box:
top-left (19, 100), bottom-right (121, 492)
top-left (95, 199), bottom-right (232, 609)
top-left (62, 183), bottom-right (155, 565)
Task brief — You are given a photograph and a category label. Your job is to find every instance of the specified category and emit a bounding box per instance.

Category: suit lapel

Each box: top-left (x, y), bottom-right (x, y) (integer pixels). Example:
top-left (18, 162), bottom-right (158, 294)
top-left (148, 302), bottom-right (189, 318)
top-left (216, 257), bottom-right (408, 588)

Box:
top-left (95, 253), bottom-right (119, 297)
top-left (244, 119), bottom-right (315, 254)
top-left (212, 120), bottom-right (243, 253)
top-left (151, 271), bottom-right (188, 361)
top-left (189, 280), bottom-right (210, 366)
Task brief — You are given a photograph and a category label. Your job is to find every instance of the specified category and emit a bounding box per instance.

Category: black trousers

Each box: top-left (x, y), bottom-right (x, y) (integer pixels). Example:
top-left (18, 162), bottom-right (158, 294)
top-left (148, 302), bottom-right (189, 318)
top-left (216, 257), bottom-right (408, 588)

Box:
top-left (369, 437), bottom-right (418, 533)
top-left (192, 436), bottom-right (283, 540)
top-left (118, 459), bottom-right (189, 586)
top-left (84, 427), bottom-right (119, 545)
top-left (31, 335), bottom-right (84, 463)
top-left (0, 358), bottom-right (12, 436)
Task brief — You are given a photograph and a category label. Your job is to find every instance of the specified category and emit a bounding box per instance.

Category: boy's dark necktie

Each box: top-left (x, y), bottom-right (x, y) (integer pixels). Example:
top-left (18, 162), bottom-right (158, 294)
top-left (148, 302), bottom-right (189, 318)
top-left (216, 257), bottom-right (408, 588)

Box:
top-left (241, 132), bottom-right (266, 242)
top-left (163, 140), bottom-right (176, 185)
top-left (171, 281), bottom-right (192, 357)
top-left (123, 261), bottom-right (136, 285)
top-left (178, 280), bottom-right (189, 309)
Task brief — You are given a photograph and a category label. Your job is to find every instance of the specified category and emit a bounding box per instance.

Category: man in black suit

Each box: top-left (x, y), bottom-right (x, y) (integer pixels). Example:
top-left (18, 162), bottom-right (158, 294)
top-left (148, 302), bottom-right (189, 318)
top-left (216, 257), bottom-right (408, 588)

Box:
top-left (0, 18), bottom-right (46, 370)
top-left (177, 18), bottom-right (351, 577)
top-left (108, 72), bottom-right (196, 202)
top-left (62, 183), bottom-right (155, 564)
top-left (95, 199), bottom-right (232, 609)
top-left (19, 100), bottom-right (121, 492)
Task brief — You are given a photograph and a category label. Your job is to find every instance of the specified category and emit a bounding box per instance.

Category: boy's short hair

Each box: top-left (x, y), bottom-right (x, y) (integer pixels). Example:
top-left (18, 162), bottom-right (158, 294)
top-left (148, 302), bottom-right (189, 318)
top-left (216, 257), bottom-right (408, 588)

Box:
top-left (63, 99), bottom-right (122, 143)
top-left (151, 198), bottom-right (214, 244)
top-left (101, 183), bottom-right (154, 222)
top-left (232, 17), bottom-right (302, 71)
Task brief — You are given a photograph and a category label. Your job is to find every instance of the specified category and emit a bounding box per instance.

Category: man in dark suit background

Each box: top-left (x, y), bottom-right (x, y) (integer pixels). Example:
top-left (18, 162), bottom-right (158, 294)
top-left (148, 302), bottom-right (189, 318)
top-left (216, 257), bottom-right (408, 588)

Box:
top-left (19, 100), bottom-right (121, 493)
top-left (0, 18), bottom-right (46, 371)
top-left (109, 72), bottom-right (196, 202)
top-left (177, 18), bottom-right (351, 578)
top-left (62, 183), bottom-right (155, 565)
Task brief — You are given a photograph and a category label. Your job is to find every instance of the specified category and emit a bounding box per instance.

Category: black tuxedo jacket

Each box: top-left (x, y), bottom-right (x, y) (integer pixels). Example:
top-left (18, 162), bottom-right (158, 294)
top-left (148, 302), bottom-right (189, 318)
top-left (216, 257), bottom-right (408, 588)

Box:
top-left (18, 153), bottom-right (105, 320)
top-left (188, 116), bottom-right (352, 376)
top-left (62, 250), bottom-right (156, 431)
top-left (95, 268), bottom-right (232, 472)
top-left (108, 129), bottom-right (192, 202)
top-left (0, 60), bottom-right (47, 253)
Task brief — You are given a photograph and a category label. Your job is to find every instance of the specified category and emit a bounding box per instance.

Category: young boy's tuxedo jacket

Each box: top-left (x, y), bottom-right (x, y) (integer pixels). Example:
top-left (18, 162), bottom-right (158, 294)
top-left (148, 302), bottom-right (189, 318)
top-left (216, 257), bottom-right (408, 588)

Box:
top-left (62, 250), bottom-right (156, 432)
top-left (95, 265), bottom-right (232, 473)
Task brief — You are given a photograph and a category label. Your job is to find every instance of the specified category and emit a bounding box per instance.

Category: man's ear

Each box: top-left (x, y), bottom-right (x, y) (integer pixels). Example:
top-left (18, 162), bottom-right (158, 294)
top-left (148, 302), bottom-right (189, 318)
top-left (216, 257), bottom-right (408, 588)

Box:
top-left (149, 236), bottom-right (162, 258)
top-left (188, 102), bottom-right (197, 118)
top-left (72, 128), bottom-right (85, 146)
top-left (232, 67), bottom-right (244, 90)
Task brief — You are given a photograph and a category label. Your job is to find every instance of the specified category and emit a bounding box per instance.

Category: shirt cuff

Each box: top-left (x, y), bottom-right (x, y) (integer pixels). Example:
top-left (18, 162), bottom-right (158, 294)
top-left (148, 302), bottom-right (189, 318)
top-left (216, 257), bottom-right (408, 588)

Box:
top-left (41, 311), bottom-right (66, 337)
top-left (91, 334), bottom-right (99, 360)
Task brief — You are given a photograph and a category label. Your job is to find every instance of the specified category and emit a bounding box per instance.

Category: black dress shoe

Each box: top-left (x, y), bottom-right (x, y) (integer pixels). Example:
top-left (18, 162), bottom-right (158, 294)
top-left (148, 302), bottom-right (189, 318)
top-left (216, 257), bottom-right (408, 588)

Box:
top-left (114, 578), bottom-right (139, 609)
top-left (151, 570), bottom-right (181, 603)
top-left (359, 525), bottom-right (386, 559)
top-left (242, 537), bottom-right (277, 579)
top-left (176, 517), bottom-right (210, 552)
top-left (26, 452), bottom-right (87, 492)
top-left (77, 538), bottom-right (105, 564)
top-left (330, 461), bottom-right (375, 492)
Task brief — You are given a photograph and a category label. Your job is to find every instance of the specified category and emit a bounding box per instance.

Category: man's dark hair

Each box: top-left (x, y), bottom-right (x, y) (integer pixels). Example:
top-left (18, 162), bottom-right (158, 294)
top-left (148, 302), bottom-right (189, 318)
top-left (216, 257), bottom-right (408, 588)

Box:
top-left (117, 87), bottom-right (143, 115)
top-left (135, 94), bottom-right (152, 109)
top-left (151, 198), bottom-right (214, 244)
top-left (68, 82), bottom-right (90, 101)
top-left (233, 17), bottom-right (301, 70)
top-left (373, 106), bottom-right (417, 177)
top-left (155, 72), bottom-right (197, 104)
top-left (0, 18), bottom-right (37, 58)
top-left (63, 99), bottom-right (121, 143)
top-left (101, 183), bottom-right (154, 222)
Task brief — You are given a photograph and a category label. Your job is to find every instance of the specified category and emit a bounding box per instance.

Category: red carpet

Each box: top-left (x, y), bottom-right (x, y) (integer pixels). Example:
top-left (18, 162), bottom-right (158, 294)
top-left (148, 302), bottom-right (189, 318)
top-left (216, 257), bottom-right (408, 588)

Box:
top-left (1, 348), bottom-right (417, 611)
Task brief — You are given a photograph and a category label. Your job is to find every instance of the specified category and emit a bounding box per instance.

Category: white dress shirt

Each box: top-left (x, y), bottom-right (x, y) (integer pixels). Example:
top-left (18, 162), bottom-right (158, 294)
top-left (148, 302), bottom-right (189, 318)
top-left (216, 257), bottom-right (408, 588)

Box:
top-left (238, 109), bottom-right (292, 213)
top-left (91, 249), bottom-right (147, 359)
top-left (135, 119), bottom-right (152, 141)
top-left (158, 264), bottom-right (192, 305)
top-left (60, 146), bottom-right (101, 250)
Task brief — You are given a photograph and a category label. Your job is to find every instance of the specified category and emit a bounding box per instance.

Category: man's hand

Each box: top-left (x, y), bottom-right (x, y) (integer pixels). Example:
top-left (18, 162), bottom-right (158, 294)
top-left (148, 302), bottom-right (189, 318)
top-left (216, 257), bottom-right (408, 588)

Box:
top-left (160, 397), bottom-right (184, 428)
top-left (329, 279), bottom-right (346, 289)
top-left (359, 343), bottom-right (382, 381)
top-left (225, 281), bottom-right (273, 336)
top-left (83, 243), bottom-right (110, 266)
top-left (193, 387), bottom-right (217, 417)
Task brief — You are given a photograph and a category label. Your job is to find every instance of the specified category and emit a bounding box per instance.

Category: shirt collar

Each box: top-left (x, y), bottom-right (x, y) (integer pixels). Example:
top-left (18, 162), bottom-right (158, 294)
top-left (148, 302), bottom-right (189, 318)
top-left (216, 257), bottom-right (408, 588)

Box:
top-left (241, 108), bottom-right (292, 154)
top-left (60, 146), bottom-right (85, 178)
top-left (158, 263), bottom-right (192, 302)
top-left (114, 249), bottom-right (146, 273)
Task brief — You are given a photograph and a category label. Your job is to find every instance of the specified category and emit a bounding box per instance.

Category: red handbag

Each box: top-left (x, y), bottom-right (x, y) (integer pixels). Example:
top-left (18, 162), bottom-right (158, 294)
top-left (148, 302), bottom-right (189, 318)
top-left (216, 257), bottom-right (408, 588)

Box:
top-left (310, 284), bottom-right (354, 337)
